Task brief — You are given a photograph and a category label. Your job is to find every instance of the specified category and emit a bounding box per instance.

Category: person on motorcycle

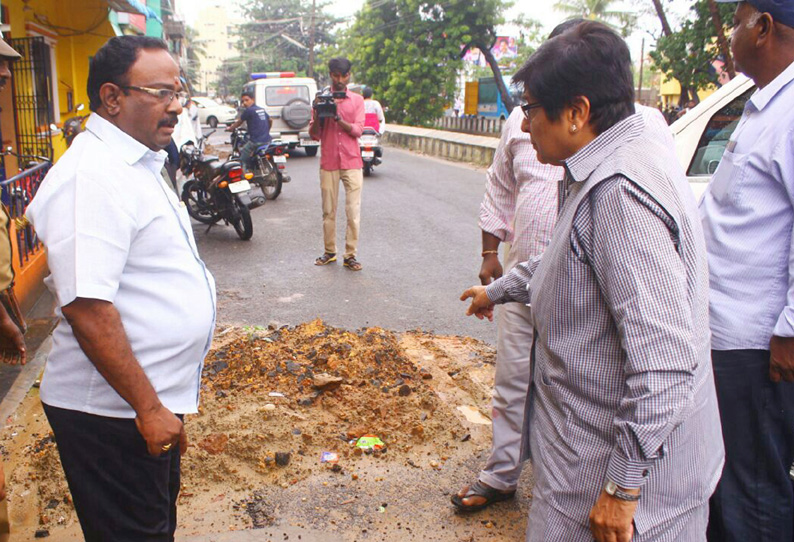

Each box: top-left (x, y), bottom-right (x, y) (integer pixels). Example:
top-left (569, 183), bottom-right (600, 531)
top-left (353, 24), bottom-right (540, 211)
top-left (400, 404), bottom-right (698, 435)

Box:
top-left (362, 87), bottom-right (385, 133)
top-left (226, 89), bottom-right (272, 172)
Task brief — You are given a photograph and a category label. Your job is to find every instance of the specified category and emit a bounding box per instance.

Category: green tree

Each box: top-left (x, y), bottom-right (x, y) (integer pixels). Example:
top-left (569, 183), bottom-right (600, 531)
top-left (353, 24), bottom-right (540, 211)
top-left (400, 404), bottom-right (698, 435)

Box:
top-left (554, 0), bottom-right (637, 36)
top-left (344, 0), bottom-right (513, 126)
top-left (235, 0), bottom-right (342, 78)
top-left (184, 26), bottom-right (206, 93)
top-left (216, 57), bottom-right (267, 99)
top-left (650, 0), bottom-right (735, 104)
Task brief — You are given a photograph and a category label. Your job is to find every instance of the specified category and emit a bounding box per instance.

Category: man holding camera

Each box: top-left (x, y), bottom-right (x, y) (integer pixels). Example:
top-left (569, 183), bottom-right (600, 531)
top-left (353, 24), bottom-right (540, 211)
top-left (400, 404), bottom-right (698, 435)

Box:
top-left (309, 57), bottom-right (365, 271)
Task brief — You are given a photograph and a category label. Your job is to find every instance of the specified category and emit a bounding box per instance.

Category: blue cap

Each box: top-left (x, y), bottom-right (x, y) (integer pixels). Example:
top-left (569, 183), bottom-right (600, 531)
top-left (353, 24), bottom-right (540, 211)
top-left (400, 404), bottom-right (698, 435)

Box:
top-left (716, 0), bottom-right (794, 28)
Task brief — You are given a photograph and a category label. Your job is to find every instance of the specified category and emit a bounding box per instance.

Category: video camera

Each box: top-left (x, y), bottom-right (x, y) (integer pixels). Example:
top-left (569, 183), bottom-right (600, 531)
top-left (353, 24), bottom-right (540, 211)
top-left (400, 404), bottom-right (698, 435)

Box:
top-left (313, 87), bottom-right (348, 120)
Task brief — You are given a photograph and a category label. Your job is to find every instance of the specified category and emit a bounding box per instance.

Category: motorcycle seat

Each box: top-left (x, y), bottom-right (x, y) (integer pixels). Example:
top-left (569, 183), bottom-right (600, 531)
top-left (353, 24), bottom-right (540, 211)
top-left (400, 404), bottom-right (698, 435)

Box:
top-left (217, 160), bottom-right (242, 173)
top-left (199, 155), bottom-right (219, 163)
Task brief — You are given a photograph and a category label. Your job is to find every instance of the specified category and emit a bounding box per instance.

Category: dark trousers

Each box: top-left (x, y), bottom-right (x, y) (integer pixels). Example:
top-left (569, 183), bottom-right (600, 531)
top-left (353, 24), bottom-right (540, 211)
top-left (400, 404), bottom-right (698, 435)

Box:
top-left (43, 403), bottom-right (181, 542)
top-left (707, 349), bottom-right (794, 542)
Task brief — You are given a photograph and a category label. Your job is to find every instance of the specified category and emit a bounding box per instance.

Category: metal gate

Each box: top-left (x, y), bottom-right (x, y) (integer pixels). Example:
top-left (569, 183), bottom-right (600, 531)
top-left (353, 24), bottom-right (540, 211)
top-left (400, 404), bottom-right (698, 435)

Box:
top-left (8, 37), bottom-right (53, 161)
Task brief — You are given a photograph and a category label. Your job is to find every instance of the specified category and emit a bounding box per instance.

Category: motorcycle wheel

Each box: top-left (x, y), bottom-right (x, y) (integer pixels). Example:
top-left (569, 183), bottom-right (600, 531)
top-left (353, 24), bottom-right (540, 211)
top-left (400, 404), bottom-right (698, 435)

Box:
top-left (363, 164), bottom-right (372, 177)
top-left (182, 180), bottom-right (217, 224)
top-left (257, 157), bottom-right (283, 200)
top-left (230, 195), bottom-right (253, 240)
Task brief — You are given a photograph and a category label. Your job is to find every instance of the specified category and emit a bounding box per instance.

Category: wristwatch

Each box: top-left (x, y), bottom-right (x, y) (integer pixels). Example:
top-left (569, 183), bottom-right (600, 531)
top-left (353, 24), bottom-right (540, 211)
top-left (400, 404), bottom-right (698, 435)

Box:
top-left (604, 480), bottom-right (641, 502)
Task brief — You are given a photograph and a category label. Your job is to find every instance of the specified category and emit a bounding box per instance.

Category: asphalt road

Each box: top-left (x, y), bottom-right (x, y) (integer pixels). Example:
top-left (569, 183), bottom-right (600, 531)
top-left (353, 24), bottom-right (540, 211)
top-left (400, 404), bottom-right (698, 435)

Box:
top-left (196, 132), bottom-right (497, 343)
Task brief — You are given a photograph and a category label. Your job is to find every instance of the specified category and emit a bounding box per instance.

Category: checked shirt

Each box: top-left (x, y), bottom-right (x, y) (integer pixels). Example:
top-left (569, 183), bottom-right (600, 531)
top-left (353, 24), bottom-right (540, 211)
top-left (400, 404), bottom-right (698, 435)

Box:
top-left (486, 112), bottom-right (724, 541)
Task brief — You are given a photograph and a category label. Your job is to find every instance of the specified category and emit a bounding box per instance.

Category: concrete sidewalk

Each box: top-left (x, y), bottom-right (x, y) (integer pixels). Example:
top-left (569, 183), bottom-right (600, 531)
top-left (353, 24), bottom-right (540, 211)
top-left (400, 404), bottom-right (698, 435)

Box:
top-left (382, 124), bottom-right (498, 167)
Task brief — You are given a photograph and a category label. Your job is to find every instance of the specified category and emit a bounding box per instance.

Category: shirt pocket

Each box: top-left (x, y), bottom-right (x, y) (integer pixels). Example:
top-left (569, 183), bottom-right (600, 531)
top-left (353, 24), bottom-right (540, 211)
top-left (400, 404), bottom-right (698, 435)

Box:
top-left (708, 148), bottom-right (748, 206)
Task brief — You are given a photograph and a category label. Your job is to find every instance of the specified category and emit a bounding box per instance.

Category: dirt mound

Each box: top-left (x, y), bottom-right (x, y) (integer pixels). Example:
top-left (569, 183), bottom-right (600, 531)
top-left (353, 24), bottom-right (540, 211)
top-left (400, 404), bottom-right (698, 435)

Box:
top-left (5, 321), bottom-right (531, 540)
top-left (184, 320), bottom-right (464, 498)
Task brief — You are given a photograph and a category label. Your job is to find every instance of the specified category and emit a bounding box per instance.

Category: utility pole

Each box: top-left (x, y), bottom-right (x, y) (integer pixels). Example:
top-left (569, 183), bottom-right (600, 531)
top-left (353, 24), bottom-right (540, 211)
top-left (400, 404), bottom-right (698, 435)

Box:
top-left (308, 0), bottom-right (316, 79)
top-left (637, 37), bottom-right (645, 104)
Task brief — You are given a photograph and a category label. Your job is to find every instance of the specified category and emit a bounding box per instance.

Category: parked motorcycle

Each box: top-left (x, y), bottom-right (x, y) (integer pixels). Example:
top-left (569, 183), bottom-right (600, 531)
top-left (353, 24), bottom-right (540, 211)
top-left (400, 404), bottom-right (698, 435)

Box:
top-left (359, 127), bottom-right (383, 177)
top-left (63, 104), bottom-right (89, 147)
top-left (179, 133), bottom-right (254, 241)
top-left (230, 128), bottom-right (290, 202)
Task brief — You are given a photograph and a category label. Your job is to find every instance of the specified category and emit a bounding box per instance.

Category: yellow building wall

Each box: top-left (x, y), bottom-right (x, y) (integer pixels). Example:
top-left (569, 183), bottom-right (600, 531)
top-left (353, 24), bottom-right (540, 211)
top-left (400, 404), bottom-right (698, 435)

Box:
top-left (659, 75), bottom-right (716, 107)
top-left (6, 0), bottom-right (115, 160)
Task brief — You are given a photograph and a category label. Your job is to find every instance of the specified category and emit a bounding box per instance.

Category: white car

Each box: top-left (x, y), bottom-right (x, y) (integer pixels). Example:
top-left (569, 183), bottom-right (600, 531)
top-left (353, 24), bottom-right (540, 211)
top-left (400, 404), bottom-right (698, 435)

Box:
top-left (242, 72), bottom-right (319, 156)
top-left (670, 74), bottom-right (756, 199)
top-left (192, 96), bottom-right (238, 128)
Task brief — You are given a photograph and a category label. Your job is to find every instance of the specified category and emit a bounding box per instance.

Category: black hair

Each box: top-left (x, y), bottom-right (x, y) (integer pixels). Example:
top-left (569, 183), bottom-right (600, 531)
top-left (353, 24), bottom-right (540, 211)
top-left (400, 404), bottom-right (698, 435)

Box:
top-left (328, 57), bottom-right (352, 74)
top-left (362, 87), bottom-right (373, 99)
top-left (241, 89), bottom-right (255, 100)
top-left (548, 17), bottom-right (587, 39)
top-left (512, 21), bottom-right (634, 135)
top-left (87, 35), bottom-right (169, 112)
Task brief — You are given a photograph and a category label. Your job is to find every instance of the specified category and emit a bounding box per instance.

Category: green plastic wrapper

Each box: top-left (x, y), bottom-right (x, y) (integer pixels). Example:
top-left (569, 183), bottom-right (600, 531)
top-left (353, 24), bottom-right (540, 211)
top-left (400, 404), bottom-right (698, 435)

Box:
top-left (355, 435), bottom-right (385, 450)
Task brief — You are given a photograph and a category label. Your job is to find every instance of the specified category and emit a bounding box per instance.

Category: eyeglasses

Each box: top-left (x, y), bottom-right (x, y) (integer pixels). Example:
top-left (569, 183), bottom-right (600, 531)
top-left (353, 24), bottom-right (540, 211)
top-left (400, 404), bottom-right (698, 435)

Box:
top-left (121, 85), bottom-right (189, 106)
top-left (520, 101), bottom-right (543, 120)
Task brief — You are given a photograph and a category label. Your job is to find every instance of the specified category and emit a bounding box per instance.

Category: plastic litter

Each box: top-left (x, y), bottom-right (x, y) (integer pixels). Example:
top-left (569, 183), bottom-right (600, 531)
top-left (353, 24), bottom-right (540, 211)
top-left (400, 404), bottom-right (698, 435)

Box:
top-left (320, 451), bottom-right (339, 463)
top-left (355, 435), bottom-right (384, 452)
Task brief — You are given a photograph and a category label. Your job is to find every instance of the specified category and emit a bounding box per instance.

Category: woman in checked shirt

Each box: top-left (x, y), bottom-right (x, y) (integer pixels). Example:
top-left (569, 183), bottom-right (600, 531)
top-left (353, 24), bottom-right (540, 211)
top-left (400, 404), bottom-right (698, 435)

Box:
top-left (461, 21), bottom-right (723, 542)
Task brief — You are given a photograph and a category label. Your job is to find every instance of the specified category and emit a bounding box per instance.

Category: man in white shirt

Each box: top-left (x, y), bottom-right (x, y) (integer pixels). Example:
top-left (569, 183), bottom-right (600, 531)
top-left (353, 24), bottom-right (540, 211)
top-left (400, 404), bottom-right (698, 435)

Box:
top-left (701, 1), bottom-right (794, 540)
top-left (26, 36), bottom-right (216, 541)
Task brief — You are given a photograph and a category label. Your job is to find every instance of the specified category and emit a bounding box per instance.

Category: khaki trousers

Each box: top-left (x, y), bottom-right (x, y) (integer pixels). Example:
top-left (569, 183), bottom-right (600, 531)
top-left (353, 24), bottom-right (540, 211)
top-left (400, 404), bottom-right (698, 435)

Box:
top-left (320, 168), bottom-right (363, 259)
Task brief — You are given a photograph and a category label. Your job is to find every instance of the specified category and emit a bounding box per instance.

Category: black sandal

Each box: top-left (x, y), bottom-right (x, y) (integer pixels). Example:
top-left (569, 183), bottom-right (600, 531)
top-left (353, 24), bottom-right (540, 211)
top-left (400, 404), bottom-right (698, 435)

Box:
top-left (450, 480), bottom-right (516, 513)
top-left (315, 253), bottom-right (337, 266)
top-left (343, 256), bottom-right (362, 271)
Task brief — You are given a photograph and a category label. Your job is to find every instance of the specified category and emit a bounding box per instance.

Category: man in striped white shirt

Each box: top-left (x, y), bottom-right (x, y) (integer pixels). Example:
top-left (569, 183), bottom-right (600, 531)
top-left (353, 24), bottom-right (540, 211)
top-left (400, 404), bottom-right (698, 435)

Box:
top-left (701, 1), bottom-right (794, 539)
top-left (451, 102), bottom-right (561, 512)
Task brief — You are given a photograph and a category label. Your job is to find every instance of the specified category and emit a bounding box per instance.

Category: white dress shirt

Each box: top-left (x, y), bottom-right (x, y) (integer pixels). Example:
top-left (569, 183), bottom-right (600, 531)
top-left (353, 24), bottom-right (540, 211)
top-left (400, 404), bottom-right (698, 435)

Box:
top-left (700, 60), bottom-right (794, 350)
top-left (27, 114), bottom-right (216, 418)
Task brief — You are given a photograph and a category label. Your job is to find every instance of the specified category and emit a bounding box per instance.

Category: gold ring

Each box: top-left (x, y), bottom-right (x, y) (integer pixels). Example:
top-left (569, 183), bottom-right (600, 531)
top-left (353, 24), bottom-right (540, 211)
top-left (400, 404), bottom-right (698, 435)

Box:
top-left (161, 443), bottom-right (173, 452)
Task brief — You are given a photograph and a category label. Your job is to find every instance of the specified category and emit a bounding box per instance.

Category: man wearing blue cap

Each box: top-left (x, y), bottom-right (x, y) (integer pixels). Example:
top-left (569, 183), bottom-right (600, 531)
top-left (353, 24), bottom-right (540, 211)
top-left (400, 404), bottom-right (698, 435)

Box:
top-left (700, 0), bottom-right (794, 540)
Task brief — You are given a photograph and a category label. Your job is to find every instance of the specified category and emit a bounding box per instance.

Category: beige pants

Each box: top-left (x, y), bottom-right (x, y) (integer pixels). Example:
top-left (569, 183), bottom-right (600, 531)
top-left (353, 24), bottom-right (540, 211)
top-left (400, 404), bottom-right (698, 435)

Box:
top-left (320, 168), bottom-right (363, 259)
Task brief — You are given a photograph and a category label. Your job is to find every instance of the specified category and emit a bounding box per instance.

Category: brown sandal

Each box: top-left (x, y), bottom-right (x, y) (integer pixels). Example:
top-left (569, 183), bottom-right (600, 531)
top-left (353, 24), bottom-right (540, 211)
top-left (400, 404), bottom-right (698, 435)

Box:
top-left (315, 253), bottom-right (337, 266)
top-left (343, 257), bottom-right (362, 271)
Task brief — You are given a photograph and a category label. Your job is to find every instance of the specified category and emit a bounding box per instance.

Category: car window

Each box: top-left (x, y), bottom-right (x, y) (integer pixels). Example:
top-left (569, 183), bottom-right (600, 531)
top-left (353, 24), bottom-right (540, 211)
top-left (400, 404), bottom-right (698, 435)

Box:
top-left (265, 86), bottom-right (310, 107)
top-left (687, 87), bottom-right (754, 176)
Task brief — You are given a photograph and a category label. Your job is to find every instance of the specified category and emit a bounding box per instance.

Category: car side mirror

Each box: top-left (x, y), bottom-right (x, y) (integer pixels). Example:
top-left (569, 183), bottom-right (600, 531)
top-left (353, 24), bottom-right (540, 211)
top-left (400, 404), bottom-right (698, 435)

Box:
top-left (76, 103), bottom-right (85, 112)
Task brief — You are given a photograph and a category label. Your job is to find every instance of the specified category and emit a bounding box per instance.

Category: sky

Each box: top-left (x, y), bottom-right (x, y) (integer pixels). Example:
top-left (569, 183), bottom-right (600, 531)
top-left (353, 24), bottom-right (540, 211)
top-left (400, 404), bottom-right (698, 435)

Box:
top-left (180, 0), bottom-right (698, 64)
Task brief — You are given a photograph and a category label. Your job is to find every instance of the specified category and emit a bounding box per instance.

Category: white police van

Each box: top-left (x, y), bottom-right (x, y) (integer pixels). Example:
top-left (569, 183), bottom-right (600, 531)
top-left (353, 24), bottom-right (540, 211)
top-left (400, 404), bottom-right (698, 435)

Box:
top-left (242, 72), bottom-right (319, 156)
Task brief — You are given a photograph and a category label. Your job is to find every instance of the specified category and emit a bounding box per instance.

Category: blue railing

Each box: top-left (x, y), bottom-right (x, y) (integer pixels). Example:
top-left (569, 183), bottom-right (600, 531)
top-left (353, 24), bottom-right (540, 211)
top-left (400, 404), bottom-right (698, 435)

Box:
top-left (0, 161), bottom-right (51, 268)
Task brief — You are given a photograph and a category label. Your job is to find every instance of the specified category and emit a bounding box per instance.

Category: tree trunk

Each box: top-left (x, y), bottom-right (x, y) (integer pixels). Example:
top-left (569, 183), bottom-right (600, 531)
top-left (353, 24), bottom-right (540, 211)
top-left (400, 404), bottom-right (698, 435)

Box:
top-left (474, 41), bottom-right (515, 113)
top-left (651, 0), bottom-right (698, 110)
top-left (651, 0), bottom-right (673, 36)
top-left (707, 0), bottom-right (736, 79)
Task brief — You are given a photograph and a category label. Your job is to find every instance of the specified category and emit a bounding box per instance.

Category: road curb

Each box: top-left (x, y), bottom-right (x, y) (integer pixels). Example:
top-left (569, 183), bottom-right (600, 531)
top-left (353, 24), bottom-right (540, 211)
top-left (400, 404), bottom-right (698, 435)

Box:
top-left (382, 124), bottom-right (498, 167)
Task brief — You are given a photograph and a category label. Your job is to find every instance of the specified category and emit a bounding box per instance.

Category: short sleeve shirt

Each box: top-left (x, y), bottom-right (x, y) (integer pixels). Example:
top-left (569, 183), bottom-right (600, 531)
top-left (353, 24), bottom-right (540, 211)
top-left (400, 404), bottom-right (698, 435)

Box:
top-left (26, 114), bottom-right (217, 418)
top-left (242, 105), bottom-right (272, 144)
